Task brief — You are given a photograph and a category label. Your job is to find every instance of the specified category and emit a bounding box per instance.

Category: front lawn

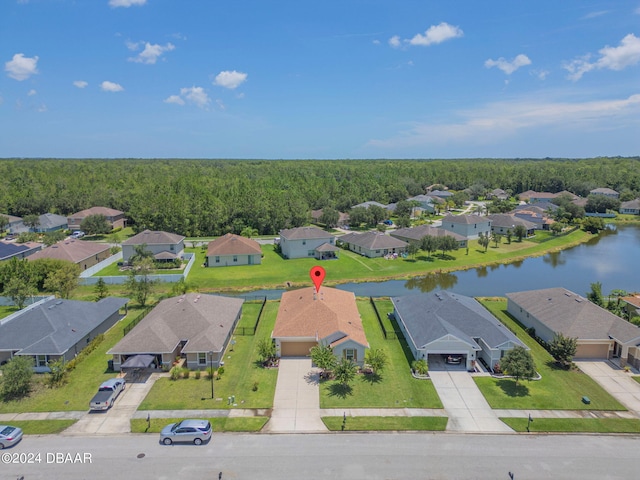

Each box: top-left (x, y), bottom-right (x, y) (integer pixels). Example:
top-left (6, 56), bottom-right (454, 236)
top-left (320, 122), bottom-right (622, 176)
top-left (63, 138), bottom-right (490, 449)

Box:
top-left (322, 416), bottom-right (447, 431)
top-left (318, 300), bottom-right (442, 409)
top-left (474, 299), bottom-right (626, 411)
top-left (0, 306), bottom-right (148, 413)
top-left (4, 420), bottom-right (77, 435)
top-left (137, 301), bottom-right (279, 410)
top-left (501, 417), bottom-right (640, 433)
top-left (131, 416), bottom-right (268, 433)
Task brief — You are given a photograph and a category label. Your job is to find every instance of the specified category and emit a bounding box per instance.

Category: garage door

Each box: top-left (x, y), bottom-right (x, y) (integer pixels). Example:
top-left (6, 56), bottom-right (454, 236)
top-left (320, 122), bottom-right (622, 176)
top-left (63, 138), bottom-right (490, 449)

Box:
top-left (575, 343), bottom-right (610, 359)
top-left (280, 341), bottom-right (317, 357)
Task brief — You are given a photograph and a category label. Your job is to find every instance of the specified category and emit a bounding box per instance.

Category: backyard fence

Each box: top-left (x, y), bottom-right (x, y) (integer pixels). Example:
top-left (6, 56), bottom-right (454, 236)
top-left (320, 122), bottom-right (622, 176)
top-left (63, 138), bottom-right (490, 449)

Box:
top-left (123, 305), bottom-right (154, 337)
top-left (369, 296), bottom-right (401, 340)
top-left (235, 295), bottom-right (267, 336)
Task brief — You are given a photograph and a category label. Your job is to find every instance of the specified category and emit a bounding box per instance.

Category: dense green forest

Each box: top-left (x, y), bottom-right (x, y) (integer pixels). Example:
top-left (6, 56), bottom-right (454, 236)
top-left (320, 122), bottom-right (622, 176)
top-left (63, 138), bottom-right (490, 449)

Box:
top-left (1, 158), bottom-right (639, 236)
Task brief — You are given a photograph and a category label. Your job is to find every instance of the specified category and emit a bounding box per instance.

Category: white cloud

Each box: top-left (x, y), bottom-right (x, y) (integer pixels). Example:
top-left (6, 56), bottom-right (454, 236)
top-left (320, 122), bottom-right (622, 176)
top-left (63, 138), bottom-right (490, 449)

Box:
top-left (214, 70), bottom-right (247, 89)
top-left (73, 80), bottom-right (88, 88)
top-left (582, 10), bottom-right (609, 20)
top-left (27, 89), bottom-right (36, 96)
top-left (564, 33), bottom-right (640, 80)
top-left (372, 39), bottom-right (381, 45)
top-left (532, 69), bottom-right (550, 80)
top-left (407, 22), bottom-right (463, 47)
top-left (5, 53), bottom-right (39, 81)
top-left (100, 81), bottom-right (124, 92)
top-left (128, 42), bottom-right (175, 64)
top-left (163, 95), bottom-right (185, 106)
top-left (485, 54), bottom-right (532, 75)
top-left (367, 93), bottom-right (640, 149)
top-left (108, 0), bottom-right (146, 7)
top-left (37, 103), bottom-right (47, 112)
top-left (388, 35), bottom-right (401, 48)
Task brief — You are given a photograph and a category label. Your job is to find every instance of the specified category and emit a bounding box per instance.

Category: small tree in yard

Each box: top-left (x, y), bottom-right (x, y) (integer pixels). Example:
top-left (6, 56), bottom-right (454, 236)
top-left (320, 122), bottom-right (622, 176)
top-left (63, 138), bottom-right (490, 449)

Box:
top-left (477, 232), bottom-right (490, 252)
top-left (513, 225), bottom-right (527, 242)
top-left (43, 261), bottom-right (81, 299)
top-left (549, 333), bottom-right (577, 368)
top-left (310, 344), bottom-right (337, 375)
top-left (46, 358), bottom-right (69, 388)
top-left (364, 348), bottom-right (388, 375)
top-left (80, 214), bottom-right (111, 235)
top-left (333, 357), bottom-right (358, 387)
top-left (257, 339), bottom-right (277, 365)
top-left (125, 257), bottom-right (157, 307)
top-left (0, 356), bottom-right (34, 400)
top-left (412, 359), bottom-right (429, 375)
top-left (94, 277), bottom-right (109, 301)
top-left (500, 346), bottom-right (536, 387)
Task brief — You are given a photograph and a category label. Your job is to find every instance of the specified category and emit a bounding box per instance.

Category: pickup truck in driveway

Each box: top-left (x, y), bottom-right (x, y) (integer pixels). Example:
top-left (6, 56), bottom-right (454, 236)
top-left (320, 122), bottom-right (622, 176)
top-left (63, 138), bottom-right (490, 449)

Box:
top-left (89, 378), bottom-right (126, 411)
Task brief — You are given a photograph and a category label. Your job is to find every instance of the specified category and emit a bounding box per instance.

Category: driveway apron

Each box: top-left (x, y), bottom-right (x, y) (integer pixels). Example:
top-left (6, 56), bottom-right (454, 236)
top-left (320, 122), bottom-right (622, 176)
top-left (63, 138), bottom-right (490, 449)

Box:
top-left (264, 358), bottom-right (327, 433)
top-left (576, 361), bottom-right (640, 415)
top-left (429, 370), bottom-right (513, 433)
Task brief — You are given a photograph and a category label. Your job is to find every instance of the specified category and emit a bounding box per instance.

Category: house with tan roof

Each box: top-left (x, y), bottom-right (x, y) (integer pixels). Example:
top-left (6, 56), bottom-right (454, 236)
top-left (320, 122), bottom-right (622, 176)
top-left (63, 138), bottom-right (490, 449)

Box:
top-left (122, 229), bottom-right (185, 263)
top-left (28, 239), bottom-right (111, 270)
top-left (339, 231), bottom-right (408, 258)
top-left (278, 226), bottom-right (337, 259)
top-left (206, 233), bottom-right (262, 267)
top-left (590, 187), bottom-right (619, 199)
top-left (620, 199), bottom-right (640, 215)
top-left (620, 294), bottom-right (640, 322)
top-left (108, 293), bottom-right (243, 371)
top-left (506, 287), bottom-right (640, 367)
top-left (272, 286), bottom-right (369, 365)
top-left (67, 206), bottom-right (126, 231)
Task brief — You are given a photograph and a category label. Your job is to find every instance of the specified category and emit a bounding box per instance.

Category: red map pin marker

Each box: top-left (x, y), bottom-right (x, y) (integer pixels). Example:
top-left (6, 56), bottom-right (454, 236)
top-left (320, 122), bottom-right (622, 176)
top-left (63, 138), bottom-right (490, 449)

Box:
top-left (310, 266), bottom-right (326, 293)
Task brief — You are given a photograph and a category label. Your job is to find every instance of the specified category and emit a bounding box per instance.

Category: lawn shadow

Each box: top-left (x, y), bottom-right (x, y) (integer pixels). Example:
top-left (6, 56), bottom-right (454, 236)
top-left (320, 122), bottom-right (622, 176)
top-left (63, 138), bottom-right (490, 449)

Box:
top-left (327, 383), bottom-right (353, 399)
top-left (496, 379), bottom-right (530, 397)
top-left (360, 372), bottom-right (382, 385)
top-left (415, 255), bottom-right (436, 262)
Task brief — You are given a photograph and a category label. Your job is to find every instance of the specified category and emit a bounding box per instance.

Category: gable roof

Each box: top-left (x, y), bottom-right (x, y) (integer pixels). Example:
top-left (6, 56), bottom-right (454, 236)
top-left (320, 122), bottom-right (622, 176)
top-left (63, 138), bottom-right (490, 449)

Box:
top-left (506, 288), bottom-right (640, 344)
top-left (429, 190), bottom-right (453, 198)
top-left (620, 199), bottom-right (640, 209)
top-left (207, 233), bottom-right (261, 256)
top-left (109, 294), bottom-right (244, 355)
top-left (273, 286), bottom-right (368, 348)
top-left (279, 226), bottom-right (332, 240)
top-left (487, 214), bottom-right (537, 229)
top-left (0, 241), bottom-right (42, 261)
top-left (392, 291), bottom-right (526, 351)
top-left (123, 229), bottom-right (185, 246)
top-left (28, 239), bottom-right (110, 264)
top-left (69, 206), bottom-right (125, 218)
top-left (442, 214), bottom-right (491, 225)
top-left (0, 297), bottom-right (128, 355)
top-left (339, 231), bottom-right (408, 250)
top-left (351, 201), bottom-right (388, 209)
top-left (391, 225), bottom-right (465, 242)
top-left (590, 187), bottom-right (619, 195)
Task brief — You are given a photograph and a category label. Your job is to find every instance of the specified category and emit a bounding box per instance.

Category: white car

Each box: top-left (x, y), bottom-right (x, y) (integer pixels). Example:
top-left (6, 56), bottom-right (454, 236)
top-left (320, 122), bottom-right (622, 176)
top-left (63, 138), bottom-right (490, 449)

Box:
top-left (0, 425), bottom-right (23, 449)
top-left (71, 230), bottom-right (85, 238)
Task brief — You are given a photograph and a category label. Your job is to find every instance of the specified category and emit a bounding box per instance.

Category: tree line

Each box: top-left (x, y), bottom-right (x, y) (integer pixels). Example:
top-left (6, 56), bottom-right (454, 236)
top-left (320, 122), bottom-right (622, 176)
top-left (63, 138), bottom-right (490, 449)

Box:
top-left (0, 158), bottom-right (638, 237)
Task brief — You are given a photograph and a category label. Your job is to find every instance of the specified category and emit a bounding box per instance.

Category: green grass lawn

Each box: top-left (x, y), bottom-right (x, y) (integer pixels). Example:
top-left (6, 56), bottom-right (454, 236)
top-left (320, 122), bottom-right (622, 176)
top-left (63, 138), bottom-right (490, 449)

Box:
top-left (0, 307), bottom-right (148, 413)
top-left (177, 229), bottom-right (592, 292)
top-left (131, 416), bottom-right (268, 433)
top-left (4, 420), bottom-right (77, 435)
top-left (0, 305), bottom-right (19, 320)
top-left (318, 299), bottom-right (442, 409)
top-left (633, 376), bottom-right (640, 385)
top-left (95, 261), bottom-right (186, 277)
top-left (322, 416), bottom-right (448, 431)
top-left (137, 301), bottom-right (279, 410)
top-left (501, 417), bottom-right (640, 433)
top-left (475, 299), bottom-right (626, 411)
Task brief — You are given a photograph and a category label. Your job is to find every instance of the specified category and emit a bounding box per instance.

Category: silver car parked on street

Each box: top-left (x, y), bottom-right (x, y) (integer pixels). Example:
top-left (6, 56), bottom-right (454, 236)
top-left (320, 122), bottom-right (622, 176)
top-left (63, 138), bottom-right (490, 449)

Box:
top-left (159, 419), bottom-right (212, 445)
top-left (0, 425), bottom-right (23, 449)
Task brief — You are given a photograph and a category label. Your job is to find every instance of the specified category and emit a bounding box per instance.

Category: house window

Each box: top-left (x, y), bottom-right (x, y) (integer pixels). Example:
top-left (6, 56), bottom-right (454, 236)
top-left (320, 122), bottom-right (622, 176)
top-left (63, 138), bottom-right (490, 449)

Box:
top-left (170, 245), bottom-right (175, 251)
top-left (302, 240), bottom-right (306, 245)
top-left (36, 355), bottom-right (47, 367)
top-left (215, 256), bottom-right (220, 263)
top-left (198, 353), bottom-right (207, 365)
top-left (344, 349), bottom-right (356, 362)
top-left (233, 255), bottom-right (238, 262)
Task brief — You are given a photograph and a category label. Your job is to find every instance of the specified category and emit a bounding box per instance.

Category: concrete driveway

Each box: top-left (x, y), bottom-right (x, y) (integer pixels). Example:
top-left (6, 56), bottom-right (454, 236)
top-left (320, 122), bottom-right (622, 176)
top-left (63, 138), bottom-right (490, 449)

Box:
top-left (576, 361), bottom-right (640, 415)
top-left (429, 370), bottom-right (512, 433)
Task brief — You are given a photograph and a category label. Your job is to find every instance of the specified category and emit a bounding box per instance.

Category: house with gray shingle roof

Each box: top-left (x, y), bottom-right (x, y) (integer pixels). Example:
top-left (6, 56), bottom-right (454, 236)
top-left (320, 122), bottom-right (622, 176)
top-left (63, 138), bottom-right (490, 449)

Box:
top-left (351, 201), bottom-right (388, 209)
top-left (619, 199), bottom-right (640, 215)
top-left (487, 214), bottom-right (537, 237)
top-left (339, 231), bottom-right (408, 258)
top-left (506, 288), bottom-right (640, 368)
top-left (122, 229), bottom-right (185, 263)
top-left (0, 296), bottom-right (129, 372)
top-left (392, 291), bottom-right (526, 372)
top-left (108, 294), bottom-right (243, 371)
top-left (10, 213), bottom-right (68, 234)
top-left (206, 233), bottom-right (262, 267)
top-left (589, 187), bottom-right (619, 199)
top-left (440, 214), bottom-right (492, 240)
top-left (390, 225), bottom-right (467, 248)
top-left (0, 240), bottom-right (42, 261)
top-left (279, 226), bottom-right (335, 259)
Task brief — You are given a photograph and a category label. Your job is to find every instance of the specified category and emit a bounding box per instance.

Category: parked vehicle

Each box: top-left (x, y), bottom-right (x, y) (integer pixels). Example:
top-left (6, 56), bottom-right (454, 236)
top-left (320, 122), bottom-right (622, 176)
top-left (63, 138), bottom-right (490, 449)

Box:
top-left (71, 230), bottom-right (85, 238)
top-left (160, 419), bottom-right (212, 445)
top-left (383, 220), bottom-right (393, 226)
top-left (0, 425), bottom-right (23, 449)
top-left (89, 378), bottom-right (126, 411)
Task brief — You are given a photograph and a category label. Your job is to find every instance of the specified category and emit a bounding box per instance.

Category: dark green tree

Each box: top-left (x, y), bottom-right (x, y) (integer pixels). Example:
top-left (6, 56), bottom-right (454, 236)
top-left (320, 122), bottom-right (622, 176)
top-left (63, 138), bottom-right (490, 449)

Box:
top-left (513, 225), bottom-right (527, 242)
top-left (256, 339), bottom-right (277, 365)
top-left (477, 232), bottom-right (490, 252)
top-left (347, 207), bottom-right (371, 228)
top-left (549, 333), bottom-right (578, 368)
top-left (368, 205), bottom-right (387, 226)
top-left (586, 281), bottom-right (605, 307)
top-left (22, 214), bottom-right (41, 231)
top-left (438, 235), bottom-right (459, 257)
top-left (364, 348), bottom-right (388, 375)
top-left (333, 357), bottom-right (358, 387)
top-left (0, 214), bottom-right (9, 233)
top-left (80, 214), bottom-right (111, 235)
top-left (94, 277), bottom-right (109, 301)
top-left (420, 235), bottom-right (438, 258)
top-left (125, 257), bottom-right (157, 307)
top-left (240, 226), bottom-right (259, 238)
top-left (500, 346), bottom-right (536, 387)
top-left (310, 344), bottom-right (337, 374)
top-left (395, 215), bottom-right (411, 228)
top-left (43, 261), bottom-right (81, 299)
top-left (582, 217), bottom-right (605, 234)
top-left (319, 207), bottom-right (340, 228)
top-left (407, 241), bottom-right (420, 258)
top-left (0, 356), bottom-right (34, 400)
top-left (43, 230), bottom-right (66, 246)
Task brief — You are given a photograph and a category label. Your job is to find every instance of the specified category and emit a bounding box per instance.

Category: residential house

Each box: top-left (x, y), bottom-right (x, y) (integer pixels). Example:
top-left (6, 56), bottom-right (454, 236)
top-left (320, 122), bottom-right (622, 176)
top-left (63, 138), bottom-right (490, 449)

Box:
top-left (108, 294), bottom-right (243, 371)
top-left (487, 214), bottom-right (537, 237)
top-left (310, 209), bottom-right (350, 227)
top-left (428, 190), bottom-right (453, 200)
top-left (486, 189), bottom-right (508, 200)
top-left (518, 190), bottom-right (558, 203)
top-left (28, 239), bottom-right (111, 270)
top-left (513, 204), bottom-right (556, 230)
top-left (122, 229), bottom-right (185, 263)
top-left (390, 225), bottom-right (467, 249)
top-left (11, 213), bottom-right (68, 234)
top-left (272, 286), bottom-right (369, 365)
top-left (205, 233), bottom-right (262, 267)
top-left (67, 206), bottom-right (126, 231)
top-left (0, 241), bottom-right (42, 261)
top-left (440, 214), bottom-right (492, 240)
top-left (351, 201), bottom-right (388, 209)
top-left (620, 295), bottom-right (640, 322)
top-left (391, 291), bottom-right (527, 372)
top-left (407, 194), bottom-right (441, 214)
top-left (1, 214), bottom-right (22, 233)
top-left (339, 231), bottom-right (408, 258)
top-left (278, 226), bottom-right (335, 259)
top-left (619, 199), bottom-right (640, 215)
top-left (590, 188), bottom-right (619, 199)
top-left (0, 296), bottom-right (128, 372)
top-left (506, 288), bottom-right (640, 367)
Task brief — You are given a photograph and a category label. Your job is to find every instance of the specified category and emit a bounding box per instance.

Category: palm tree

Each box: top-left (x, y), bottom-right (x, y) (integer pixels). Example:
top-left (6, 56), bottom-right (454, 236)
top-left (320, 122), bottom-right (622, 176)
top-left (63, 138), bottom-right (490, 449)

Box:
top-left (240, 226), bottom-right (259, 238)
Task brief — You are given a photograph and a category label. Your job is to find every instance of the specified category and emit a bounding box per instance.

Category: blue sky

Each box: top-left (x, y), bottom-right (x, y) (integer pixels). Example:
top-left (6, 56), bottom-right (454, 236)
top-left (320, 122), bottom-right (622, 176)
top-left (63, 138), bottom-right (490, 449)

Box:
top-left (1, 0), bottom-right (639, 159)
